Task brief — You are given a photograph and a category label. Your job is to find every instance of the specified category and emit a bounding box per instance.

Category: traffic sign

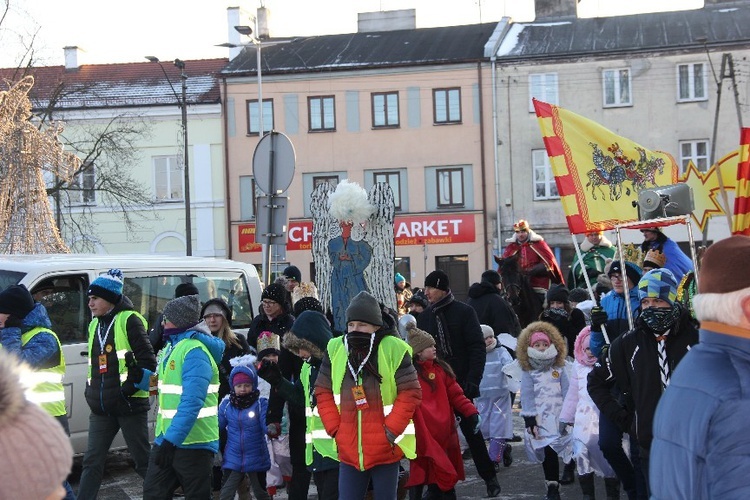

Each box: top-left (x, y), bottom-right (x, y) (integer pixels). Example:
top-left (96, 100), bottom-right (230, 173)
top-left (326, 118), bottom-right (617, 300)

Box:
top-left (252, 131), bottom-right (296, 195)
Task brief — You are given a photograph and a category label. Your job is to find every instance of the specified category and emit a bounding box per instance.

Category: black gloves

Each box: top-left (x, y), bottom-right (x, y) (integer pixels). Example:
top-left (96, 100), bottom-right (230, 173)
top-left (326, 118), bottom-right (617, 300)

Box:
top-left (590, 307), bottom-right (608, 332)
top-left (523, 416), bottom-right (539, 439)
top-left (586, 268), bottom-right (602, 280)
top-left (528, 264), bottom-right (549, 277)
top-left (155, 440), bottom-right (176, 468)
top-left (461, 382), bottom-right (480, 400)
top-left (257, 358), bottom-right (283, 386)
top-left (465, 413), bottom-right (481, 434)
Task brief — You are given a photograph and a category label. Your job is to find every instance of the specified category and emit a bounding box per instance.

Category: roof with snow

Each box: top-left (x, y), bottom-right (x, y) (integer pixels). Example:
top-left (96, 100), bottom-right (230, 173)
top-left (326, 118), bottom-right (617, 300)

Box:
top-left (495, 3), bottom-right (750, 61)
top-left (221, 22), bottom-right (501, 77)
top-left (0, 58), bottom-right (228, 110)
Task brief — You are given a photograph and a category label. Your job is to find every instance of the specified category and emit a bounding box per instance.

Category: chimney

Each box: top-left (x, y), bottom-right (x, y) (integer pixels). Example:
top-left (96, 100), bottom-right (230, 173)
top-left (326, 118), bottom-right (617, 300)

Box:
top-left (535, 0), bottom-right (578, 20)
top-left (358, 9), bottom-right (416, 33)
top-left (64, 46), bottom-right (83, 70)
top-left (257, 6), bottom-right (270, 40)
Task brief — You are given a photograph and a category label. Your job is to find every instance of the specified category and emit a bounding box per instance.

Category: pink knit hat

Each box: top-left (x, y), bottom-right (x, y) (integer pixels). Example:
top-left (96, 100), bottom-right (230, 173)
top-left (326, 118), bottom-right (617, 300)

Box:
top-left (530, 331), bottom-right (550, 346)
top-left (0, 352), bottom-right (73, 499)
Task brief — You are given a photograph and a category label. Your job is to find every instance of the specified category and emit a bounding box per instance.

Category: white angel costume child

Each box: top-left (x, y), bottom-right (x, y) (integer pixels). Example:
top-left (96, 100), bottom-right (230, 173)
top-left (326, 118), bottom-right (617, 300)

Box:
top-left (518, 321), bottom-right (572, 498)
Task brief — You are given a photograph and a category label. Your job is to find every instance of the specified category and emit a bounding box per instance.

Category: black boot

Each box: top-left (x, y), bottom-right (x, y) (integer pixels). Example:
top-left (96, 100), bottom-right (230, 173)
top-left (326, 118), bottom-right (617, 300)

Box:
top-left (560, 460), bottom-right (576, 485)
top-left (485, 476), bottom-right (501, 498)
top-left (441, 488), bottom-right (457, 500)
top-left (408, 485), bottom-right (423, 500)
top-left (544, 480), bottom-right (561, 500)
top-left (579, 472), bottom-right (596, 500)
top-left (604, 477), bottom-right (620, 499)
top-left (503, 442), bottom-right (513, 467)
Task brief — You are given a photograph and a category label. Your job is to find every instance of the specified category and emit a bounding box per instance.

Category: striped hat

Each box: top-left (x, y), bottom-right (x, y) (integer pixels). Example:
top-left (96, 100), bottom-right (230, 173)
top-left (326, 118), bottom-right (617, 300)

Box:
top-left (88, 268), bottom-right (124, 305)
top-left (637, 269), bottom-right (678, 306)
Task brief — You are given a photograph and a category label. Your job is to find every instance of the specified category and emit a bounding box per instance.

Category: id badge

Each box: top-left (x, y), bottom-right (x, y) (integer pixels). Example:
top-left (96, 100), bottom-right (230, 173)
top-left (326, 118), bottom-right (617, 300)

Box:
top-left (149, 373), bottom-right (159, 396)
top-left (352, 384), bottom-right (369, 411)
top-left (98, 354), bottom-right (108, 373)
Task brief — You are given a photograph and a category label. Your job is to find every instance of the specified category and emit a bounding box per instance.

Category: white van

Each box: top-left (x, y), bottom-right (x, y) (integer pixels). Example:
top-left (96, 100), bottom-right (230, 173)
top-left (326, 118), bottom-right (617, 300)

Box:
top-left (0, 254), bottom-right (263, 454)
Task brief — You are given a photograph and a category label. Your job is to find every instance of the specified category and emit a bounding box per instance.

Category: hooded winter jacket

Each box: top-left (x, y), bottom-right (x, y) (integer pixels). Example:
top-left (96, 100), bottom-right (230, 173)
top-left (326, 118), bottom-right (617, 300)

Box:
top-left (466, 280), bottom-right (521, 338)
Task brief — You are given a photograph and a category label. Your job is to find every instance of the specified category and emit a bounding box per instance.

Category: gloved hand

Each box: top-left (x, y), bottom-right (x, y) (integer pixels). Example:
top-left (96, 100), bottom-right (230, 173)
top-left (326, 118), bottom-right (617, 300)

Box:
top-left (1, 316), bottom-right (23, 329)
top-left (461, 382), bottom-right (480, 400)
top-left (155, 440), bottom-right (176, 468)
top-left (124, 350), bottom-right (142, 384)
top-left (124, 351), bottom-right (137, 368)
top-left (257, 358), bottom-right (283, 386)
top-left (267, 422), bottom-right (281, 439)
top-left (586, 268), bottom-right (602, 280)
top-left (465, 413), bottom-right (481, 434)
top-left (590, 307), bottom-right (608, 332)
top-left (523, 416), bottom-right (539, 439)
top-left (528, 264), bottom-right (550, 277)
top-left (558, 421), bottom-right (571, 436)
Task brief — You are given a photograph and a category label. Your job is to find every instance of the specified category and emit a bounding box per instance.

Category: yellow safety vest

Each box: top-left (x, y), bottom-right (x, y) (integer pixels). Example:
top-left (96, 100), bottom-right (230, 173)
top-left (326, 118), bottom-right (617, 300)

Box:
top-left (21, 327), bottom-right (67, 417)
top-left (301, 362), bottom-right (338, 465)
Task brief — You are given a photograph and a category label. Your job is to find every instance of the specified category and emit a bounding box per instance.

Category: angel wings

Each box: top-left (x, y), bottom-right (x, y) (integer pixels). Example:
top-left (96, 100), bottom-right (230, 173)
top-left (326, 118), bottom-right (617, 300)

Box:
top-left (310, 180), bottom-right (396, 333)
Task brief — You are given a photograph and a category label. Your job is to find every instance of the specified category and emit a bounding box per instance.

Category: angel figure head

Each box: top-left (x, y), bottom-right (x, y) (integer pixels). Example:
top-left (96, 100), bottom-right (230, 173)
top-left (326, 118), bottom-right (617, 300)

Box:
top-left (328, 180), bottom-right (375, 228)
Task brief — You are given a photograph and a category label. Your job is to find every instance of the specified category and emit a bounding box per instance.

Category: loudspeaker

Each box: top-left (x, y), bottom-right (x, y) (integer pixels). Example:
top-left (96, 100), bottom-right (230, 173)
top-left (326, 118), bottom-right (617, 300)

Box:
top-left (637, 183), bottom-right (694, 220)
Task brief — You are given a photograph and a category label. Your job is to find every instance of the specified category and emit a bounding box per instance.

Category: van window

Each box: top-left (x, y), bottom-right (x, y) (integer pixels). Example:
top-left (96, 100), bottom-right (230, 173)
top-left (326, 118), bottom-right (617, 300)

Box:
top-left (123, 271), bottom-right (255, 331)
top-left (0, 270), bottom-right (25, 291)
top-left (31, 274), bottom-right (91, 345)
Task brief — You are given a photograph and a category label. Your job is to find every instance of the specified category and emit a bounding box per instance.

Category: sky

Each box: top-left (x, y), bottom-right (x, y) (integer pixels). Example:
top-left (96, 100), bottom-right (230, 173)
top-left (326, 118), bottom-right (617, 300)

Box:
top-left (0, 0), bottom-right (703, 68)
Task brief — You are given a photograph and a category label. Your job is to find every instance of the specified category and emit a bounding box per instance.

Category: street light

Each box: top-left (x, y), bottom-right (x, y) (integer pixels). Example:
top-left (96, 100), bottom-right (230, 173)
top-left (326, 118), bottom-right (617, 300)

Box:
top-left (145, 56), bottom-right (193, 256)
top-left (231, 24), bottom-right (264, 137)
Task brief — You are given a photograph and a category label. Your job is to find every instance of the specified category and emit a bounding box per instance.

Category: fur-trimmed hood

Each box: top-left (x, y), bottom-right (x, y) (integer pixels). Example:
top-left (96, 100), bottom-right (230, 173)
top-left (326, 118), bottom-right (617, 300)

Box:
top-left (580, 234), bottom-right (613, 252)
top-left (516, 320), bottom-right (567, 371)
top-left (505, 228), bottom-right (544, 244)
top-left (283, 310), bottom-right (332, 361)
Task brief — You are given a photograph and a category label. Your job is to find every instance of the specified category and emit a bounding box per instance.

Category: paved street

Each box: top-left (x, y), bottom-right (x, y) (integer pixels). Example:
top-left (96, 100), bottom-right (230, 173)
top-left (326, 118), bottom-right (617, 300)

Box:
top-left (69, 407), bottom-right (612, 499)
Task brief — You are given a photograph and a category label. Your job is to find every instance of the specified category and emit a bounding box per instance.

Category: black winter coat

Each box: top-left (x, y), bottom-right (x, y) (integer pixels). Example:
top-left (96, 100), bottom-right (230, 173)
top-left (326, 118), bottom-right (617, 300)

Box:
top-left (416, 294), bottom-right (485, 398)
top-left (608, 305), bottom-right (698, 451)
top-left (466, 281), bottom-right (521, 338)
top-left (218, 333), bottom-right (251, 400)
top-left (85, 296), bottom-right (157, 416)
top-left (539, 307), bottom-right (587, 357)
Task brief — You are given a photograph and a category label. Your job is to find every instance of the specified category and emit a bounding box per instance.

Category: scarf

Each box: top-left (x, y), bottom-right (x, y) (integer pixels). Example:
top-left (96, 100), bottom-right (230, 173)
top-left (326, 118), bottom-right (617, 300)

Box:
top-left (162, 326), bottom-right (188, 342)
top-left (431, 292), bottom-right (455, 358)
top-left (345, 331), bottom-right (382, 383)
top-left (230, 389), bottom-right (260, 409)
top-left (485, 336), bottom-right (498, 353)
top-left (544, 307), bottom-right (569, 320)
top-left (527, 344), bottom-right (558, 371)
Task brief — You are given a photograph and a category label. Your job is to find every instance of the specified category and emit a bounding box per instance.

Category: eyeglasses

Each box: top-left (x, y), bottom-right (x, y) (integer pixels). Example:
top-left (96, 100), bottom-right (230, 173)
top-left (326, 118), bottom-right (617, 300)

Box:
top-left (203, 313), bottom-right (223, 320)
top-left (609, 274), bottom-right (623, 282)
top-left (261, 300), bottom-right (278, 306)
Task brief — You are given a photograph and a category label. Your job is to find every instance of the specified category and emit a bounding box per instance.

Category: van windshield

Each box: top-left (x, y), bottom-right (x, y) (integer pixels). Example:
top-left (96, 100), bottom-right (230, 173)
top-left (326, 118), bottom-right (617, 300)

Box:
top-left (0, 270), bottom-right (25, 291)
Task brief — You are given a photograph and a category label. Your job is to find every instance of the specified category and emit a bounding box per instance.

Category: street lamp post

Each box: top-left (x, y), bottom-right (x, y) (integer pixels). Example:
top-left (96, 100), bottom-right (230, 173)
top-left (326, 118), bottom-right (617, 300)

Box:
top-left (146, 56), bottom-right (192, 256)
top-left (233, 24), bottom-right (263, 137)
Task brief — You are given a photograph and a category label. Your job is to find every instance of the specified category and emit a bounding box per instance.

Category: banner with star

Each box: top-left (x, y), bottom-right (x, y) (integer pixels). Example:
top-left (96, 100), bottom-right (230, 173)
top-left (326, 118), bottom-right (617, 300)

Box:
top-left (533, 99), bottom-right (678, 234)
top-left (680, 150), bottom-right (739, 231)
top-left (733, 127), bottom-right (750, 235)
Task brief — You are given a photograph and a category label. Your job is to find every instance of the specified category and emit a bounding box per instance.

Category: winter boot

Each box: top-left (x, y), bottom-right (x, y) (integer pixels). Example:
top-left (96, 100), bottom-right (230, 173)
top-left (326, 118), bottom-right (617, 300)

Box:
top-left (441, 488), bottom-right (457, 500)
top-left (503, 442), bottom-right (513, 467)
top-left (544, 480), bottom-right (561, 500)
top-left (408, 485), bottom-right (423, 500)
top-left (423, 484), bottom-right (442, 500)
top-left (485, 475), bottom-right (501, 498)
top-left (579, 472), bottom-right (596, 500)
top-left (604, 477), bottom-right (621, 499)
top-left (560, 459), bottom-right (576, 485)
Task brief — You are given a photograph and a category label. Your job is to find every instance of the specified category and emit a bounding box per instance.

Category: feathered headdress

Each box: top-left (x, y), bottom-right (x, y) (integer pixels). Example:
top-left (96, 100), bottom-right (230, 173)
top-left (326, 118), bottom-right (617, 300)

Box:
top-left (328, 180), bottom-right (375, 224)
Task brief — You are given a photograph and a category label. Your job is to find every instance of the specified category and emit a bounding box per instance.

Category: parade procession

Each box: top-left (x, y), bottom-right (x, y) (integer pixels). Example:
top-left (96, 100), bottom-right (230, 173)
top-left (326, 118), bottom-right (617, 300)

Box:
top-left (3, 0), bottom-right (750, 499)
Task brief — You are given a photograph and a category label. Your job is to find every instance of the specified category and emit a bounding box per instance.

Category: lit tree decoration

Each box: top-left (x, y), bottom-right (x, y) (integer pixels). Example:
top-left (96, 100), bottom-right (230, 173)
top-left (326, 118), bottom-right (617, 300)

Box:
top-left (0, 76), bottom-right (79, 253)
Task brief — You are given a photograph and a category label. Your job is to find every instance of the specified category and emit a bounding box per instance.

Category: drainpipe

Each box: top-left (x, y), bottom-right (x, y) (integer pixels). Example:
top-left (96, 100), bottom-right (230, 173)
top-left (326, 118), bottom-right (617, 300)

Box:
top-left (491, 54), bottom-right (502, 260)
top-left (221, 77), bottom-right (233, 259)
top-left (477, 61), bottom-right (489, 269)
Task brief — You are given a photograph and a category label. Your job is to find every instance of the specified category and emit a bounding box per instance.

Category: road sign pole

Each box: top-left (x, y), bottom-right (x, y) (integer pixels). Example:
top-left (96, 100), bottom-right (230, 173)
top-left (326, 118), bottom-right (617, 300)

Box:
top-left (264, 134), bottom-right (277, 286)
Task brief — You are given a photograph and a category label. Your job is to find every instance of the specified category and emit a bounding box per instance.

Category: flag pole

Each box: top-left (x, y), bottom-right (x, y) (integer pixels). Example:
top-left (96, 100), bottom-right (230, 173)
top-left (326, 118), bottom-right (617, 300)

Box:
top-left (571, 233), bottom-right (610, 344)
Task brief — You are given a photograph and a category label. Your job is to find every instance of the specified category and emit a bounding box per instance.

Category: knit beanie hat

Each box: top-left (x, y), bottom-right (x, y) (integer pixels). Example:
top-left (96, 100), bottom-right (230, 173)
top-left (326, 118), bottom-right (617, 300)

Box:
top-left (88, 268), bottom-right (124, 305)
top-left (262, 283), bottom-right (287, 305)
top-left (408, 291), bottom-right (429, 309)
top-left (546, 284), bottom-right (569, 304)
top-left (232, 371), bottom-right (253, 386)
top-left (257, 330), bottom-right (281, 358)
top-left (163, 294), bottom-right (201, 330)
top-left (481, 269), bottom-right (501, 286)
top-left (637, 269), bottom-right (678, 306)
top-left (394, 273), bottom-right (406, 284)
top-left (283, 265), bottom-right (302, 283)
top-left (0, 284), bottom-right (35, 317)
top-left (698, 235), bottom-right (750, 294)
top-left (175, 282), bottom-right (199, 298)
top-left (481, 324), bottom-right (495, 339)
top-left (201, 298), bottom-right (231, 324)
top-left (345, 291), bottom-right (383, 327)
top-left (406, 323), bottom-right (435, 354)
top-left (568, 287), bottom-right (590, 303)
top-left (293, 296), bottom-right (324, 316)
top-left (0, 352), bottom-right (73, 499)
top-left (530, 331), bottom-right (551, 346)
top-left (424, 270), bottom-right (450, 291)
top-left (642, 249), bottom-right (667, 270)
top-left (608, 260), bottom-right (643, 286)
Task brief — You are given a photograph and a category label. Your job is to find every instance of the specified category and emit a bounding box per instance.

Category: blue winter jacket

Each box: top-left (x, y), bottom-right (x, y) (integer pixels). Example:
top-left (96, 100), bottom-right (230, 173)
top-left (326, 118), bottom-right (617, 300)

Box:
top-left (149, 327), bottom-right (225, 452)
top-left (650, 322), bottom-right (750, 500)
top-left (219, 364), bottom-right (271, 473)
top-left (589, 287), bottom-right (640, 357)
top-left (644, 237), bottom-right (693, 282)
top-left (0, 303), bottom-right (60, 368)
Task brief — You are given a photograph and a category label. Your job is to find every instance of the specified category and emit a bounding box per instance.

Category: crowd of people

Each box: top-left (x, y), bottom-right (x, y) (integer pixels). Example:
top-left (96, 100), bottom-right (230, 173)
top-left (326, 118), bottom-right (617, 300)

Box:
top-left (1, 224), bottom-right (749, 500)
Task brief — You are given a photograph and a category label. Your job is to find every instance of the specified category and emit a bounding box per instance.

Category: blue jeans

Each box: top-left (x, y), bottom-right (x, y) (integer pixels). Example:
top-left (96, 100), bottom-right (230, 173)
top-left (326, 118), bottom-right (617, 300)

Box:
top-left (339, 461), bottom-right (400, 500)
top-left (76, 412), bottom-right (150, 500)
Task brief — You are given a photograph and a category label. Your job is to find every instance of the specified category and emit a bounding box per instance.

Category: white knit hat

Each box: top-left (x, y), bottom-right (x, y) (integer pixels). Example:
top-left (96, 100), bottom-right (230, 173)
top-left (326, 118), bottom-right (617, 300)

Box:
top-left (0, 352), bottom-right (73, 499)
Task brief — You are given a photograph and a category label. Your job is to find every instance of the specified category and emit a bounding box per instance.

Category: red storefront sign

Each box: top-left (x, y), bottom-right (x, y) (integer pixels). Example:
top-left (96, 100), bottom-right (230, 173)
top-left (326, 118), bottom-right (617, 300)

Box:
top-left (238, 214), bottom-right (475, 253)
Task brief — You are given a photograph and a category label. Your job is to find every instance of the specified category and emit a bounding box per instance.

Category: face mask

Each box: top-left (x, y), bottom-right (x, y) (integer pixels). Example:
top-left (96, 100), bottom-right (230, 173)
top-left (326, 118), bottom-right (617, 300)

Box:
top-left (640, 305), bottom-right (679, 332)
top-left (545, 307), bottom-right (569, 320)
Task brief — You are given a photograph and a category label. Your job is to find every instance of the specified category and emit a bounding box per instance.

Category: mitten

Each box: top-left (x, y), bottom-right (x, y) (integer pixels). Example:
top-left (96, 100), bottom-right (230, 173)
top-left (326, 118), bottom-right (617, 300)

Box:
top-left (523, 416), bottom-right (539, 438)
top-left (155, 440), bottom-right (176, 468)
top-left (267, 422), bottom-right (281, 439)
top-left (590, 307), bottom-right (608, 332)
top-left (257, 358), bottom-right (283, 386)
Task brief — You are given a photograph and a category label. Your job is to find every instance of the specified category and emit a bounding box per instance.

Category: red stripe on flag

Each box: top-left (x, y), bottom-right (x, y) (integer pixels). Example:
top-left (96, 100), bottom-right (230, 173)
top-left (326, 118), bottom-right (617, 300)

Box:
top-left (566, 214), bottom-right (586, 235)
top-left (543, 135), bottom-right (564, 157)
top-left (533, 99), bottom-right (553, 118)
top-left (556, 174), bottom-right (576, 195)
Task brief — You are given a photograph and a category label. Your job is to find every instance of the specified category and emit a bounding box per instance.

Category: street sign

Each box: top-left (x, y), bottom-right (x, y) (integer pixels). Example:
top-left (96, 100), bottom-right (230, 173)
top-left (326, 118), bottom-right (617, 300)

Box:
top-left (255, 194), bottom-right (288, 246)
top-left (252, 131), bottom-right (296, 195)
